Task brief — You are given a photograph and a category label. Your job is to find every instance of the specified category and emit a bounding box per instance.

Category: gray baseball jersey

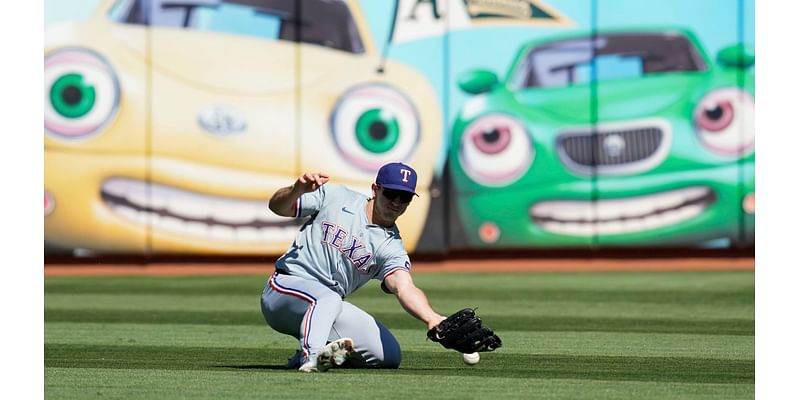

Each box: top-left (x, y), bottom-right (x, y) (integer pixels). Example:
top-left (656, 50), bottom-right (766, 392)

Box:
top-left (274, 183), bottom-right (411, 298)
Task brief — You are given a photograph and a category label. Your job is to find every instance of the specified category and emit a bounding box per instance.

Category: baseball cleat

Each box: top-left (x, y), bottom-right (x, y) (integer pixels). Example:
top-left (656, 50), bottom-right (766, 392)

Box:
top-left (297, 358), bottom-right (318, 372)
top-left (315, 338), bottom-right (355, 372)
top-left (286, 350), bottom-right (304, 369)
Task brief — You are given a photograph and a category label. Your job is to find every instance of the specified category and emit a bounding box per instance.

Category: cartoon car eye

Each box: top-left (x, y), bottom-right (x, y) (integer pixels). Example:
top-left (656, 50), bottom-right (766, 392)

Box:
top-left (459, 114), bottom-right (533, 186)
top-left (331, 84), bottom-right (419, 171)
top-left (694, 88), bottom-right (754, 156)
top-left (44, 48), bottom-right (120, 139)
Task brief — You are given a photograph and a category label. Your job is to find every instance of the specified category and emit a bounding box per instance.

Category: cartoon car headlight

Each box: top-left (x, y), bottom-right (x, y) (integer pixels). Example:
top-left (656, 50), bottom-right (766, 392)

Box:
top-left (459, 113), bottom-right (533, 187)
top-left (694, 88), bottom-right (755, 156)
top-left (331, 84), bottom-right (420, 172)
top-left (45, 48), bottom-right (120, 139)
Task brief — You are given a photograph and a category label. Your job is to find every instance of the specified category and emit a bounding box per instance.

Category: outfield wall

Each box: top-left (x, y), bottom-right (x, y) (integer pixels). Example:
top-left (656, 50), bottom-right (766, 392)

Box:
top-left (45, 0), bottom-right (755, 257)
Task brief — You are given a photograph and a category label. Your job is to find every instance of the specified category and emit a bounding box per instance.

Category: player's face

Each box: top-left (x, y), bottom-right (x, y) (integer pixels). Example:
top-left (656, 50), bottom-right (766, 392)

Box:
top-left (373, 184), bottom-right (413, 222)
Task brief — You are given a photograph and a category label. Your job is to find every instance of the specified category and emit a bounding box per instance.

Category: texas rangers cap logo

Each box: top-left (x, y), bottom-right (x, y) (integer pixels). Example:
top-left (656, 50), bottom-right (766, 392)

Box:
top-left (376, 162), bottom-right (419, 195)
top-left (400, 168), bottom-right (412, 182)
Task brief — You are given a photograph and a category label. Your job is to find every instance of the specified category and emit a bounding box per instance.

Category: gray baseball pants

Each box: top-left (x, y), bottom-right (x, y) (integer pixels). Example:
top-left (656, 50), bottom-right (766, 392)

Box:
top-left (260, 271), bottom-right (402, 368)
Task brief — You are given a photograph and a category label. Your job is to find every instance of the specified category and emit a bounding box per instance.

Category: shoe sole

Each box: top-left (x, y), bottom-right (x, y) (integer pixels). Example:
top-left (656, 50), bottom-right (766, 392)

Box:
top-left (298, 361), bottom-right (318, 372)
top-left (316, 338), bottom-right (354, 372)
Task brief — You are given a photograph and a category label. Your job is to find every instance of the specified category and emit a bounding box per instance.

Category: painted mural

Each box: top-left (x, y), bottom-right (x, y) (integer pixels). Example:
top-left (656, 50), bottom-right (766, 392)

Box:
top-left (44, 0), bottom-right (755, 256)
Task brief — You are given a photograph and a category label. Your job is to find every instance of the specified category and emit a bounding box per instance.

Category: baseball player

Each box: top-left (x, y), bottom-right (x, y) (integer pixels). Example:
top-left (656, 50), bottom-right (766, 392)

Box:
top-left (261, 162), bottom-right (448, 372)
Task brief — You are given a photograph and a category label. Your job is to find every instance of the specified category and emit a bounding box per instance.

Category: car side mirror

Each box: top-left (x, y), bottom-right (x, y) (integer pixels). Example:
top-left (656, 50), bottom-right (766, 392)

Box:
top-left (717, 44), bottom-right (754, 69)
top-left (458, 69), bottom-right (499, 94)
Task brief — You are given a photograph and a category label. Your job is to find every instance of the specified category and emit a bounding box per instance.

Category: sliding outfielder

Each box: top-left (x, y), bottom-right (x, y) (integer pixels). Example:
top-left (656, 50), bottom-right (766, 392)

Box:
top-left (262, 162), bottom-right (501, 372)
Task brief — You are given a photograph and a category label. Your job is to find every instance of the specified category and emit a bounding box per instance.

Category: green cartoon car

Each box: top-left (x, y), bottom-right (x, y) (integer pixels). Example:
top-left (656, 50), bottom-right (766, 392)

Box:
top-left (448, 28), bottom-right (754, 249)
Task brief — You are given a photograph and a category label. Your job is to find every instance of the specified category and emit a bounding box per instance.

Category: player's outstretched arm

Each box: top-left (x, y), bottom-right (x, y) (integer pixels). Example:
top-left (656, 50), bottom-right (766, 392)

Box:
top-left (269, 172), bottom-right (330, 217)
top-left (384, 270), bottom-right (446, 330)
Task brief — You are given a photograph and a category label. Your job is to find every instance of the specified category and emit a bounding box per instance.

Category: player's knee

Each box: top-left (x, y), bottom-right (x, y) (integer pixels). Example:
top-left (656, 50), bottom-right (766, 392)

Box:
top-left (317, 291), bottom-right (344, 312)
top-left (376, 320), bottom-right (402, 368)
top-left (381, 340), bottom-right (401, 368)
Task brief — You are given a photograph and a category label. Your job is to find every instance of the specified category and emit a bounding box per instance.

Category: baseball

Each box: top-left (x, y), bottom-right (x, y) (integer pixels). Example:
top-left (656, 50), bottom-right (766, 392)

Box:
top-left (462, 352), bottom-right (480, 365)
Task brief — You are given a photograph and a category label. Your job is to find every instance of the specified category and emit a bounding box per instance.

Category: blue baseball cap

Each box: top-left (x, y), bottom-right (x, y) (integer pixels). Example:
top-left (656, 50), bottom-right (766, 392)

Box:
top-left (376, 162), bottom-right (418, 196)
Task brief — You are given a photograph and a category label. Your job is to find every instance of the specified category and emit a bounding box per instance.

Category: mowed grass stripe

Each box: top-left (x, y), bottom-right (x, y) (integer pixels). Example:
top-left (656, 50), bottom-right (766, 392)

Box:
top-left (44, 272), bottom-right (754, 294)
top-left (42, 293), bottom-right (754, 321)
top-left (45, 286), bottom-right (753, 307)
top-left (46, 368), bottom-right (755, 400)
top-left (44, 308), bottom-right (753, 335)
top-left (414, 288), bottom-right (752, 306)
top-left (44, 343), bottom-right (753, 384)
top-left (45, 322), bottom-right (754, 359)
top-left (44, 276), bottom-right (268, 295)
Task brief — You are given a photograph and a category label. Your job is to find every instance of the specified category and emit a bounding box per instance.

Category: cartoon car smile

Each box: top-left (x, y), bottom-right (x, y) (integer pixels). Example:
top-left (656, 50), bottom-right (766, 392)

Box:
top-left (45, 0), bottom-right (441, 255)
top-left (449, 28), bottom-right (754, 248)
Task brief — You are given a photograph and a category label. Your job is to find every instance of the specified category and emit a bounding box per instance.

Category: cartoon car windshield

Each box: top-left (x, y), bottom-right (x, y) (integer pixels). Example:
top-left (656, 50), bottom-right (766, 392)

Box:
top-left (511, 33), bottom-right (707, 88)
top-left (109, 0), bottom-right (365, 53)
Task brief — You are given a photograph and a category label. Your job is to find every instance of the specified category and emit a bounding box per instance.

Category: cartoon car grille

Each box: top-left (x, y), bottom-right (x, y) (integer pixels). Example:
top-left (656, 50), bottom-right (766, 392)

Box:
top-left (556, 119), bottom-right (671, 175)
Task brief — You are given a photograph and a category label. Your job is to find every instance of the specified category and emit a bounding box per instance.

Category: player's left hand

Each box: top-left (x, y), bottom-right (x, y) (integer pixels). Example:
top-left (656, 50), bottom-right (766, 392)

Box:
top-left (427, 308), bottom-right (502, 353)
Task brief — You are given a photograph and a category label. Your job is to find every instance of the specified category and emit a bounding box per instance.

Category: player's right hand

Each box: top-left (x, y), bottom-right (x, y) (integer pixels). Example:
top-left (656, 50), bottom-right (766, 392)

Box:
top-left (294, 172), bottom-right (330, 194)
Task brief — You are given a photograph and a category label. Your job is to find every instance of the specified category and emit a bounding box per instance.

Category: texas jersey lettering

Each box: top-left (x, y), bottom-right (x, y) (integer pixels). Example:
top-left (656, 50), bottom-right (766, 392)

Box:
top-left (320, 222), bottom-right (373, 272)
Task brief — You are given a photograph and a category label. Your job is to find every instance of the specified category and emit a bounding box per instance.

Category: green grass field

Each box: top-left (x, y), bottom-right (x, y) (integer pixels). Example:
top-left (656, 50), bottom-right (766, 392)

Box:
top-left (44, 271), bottom-right (754, 399)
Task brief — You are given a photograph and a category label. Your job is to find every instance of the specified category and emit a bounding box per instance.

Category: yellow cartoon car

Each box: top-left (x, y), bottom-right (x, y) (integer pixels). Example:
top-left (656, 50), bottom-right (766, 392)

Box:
top-left (44, 0), bottom-right (442, 255)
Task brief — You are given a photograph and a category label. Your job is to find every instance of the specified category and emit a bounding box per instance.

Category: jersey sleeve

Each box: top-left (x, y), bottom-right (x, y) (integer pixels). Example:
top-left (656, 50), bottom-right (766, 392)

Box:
top-left (294, 184), bottom-right (330, 218)
top-left (377, 247), bottom-right (412, 294)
